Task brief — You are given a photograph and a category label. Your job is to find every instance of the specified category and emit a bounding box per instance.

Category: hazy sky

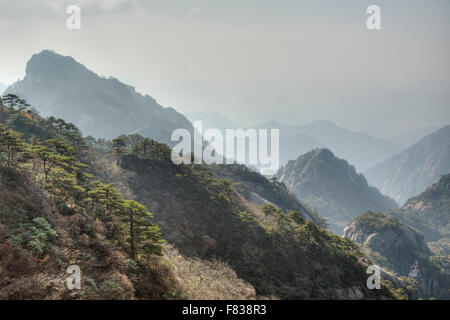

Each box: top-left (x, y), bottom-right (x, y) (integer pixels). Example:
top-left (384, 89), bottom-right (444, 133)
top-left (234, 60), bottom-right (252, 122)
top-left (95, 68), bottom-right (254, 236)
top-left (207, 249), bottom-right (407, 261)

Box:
top-left (0, 0), bottom-right (449, 137)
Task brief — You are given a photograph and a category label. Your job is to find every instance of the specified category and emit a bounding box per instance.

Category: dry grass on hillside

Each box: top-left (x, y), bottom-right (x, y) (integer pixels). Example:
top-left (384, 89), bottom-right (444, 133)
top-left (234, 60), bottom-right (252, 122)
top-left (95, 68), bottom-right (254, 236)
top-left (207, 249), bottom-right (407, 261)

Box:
top-left (163, 244), bottom-right (277, 300)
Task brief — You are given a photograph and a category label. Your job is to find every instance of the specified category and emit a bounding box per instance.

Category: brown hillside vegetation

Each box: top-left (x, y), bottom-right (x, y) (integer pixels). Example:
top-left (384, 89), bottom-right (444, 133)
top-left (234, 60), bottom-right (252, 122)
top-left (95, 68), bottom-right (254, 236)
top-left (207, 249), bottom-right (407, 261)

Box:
top-left (0, 168), bottom-right (179, 299)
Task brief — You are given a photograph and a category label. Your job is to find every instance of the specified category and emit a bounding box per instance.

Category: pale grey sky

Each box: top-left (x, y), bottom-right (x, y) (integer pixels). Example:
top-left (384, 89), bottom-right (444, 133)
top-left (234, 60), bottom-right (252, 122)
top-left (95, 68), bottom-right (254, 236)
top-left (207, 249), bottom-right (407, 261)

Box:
top-left (0, 0), bottom-right (449, 137)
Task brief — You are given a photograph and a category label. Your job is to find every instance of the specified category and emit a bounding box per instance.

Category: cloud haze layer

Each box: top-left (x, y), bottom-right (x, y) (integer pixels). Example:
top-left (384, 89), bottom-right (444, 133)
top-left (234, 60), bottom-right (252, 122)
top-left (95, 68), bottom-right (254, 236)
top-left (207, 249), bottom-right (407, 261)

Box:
top-left (0, 0), bottom-right (449, 137)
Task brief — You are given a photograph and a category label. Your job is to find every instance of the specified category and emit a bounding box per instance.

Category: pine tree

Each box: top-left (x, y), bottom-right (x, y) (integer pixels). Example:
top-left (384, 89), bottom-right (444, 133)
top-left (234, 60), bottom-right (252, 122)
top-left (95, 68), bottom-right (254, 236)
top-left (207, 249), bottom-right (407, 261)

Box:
top-left (116, 200), bottom-right (164, 261)
top-left (0, 124), bottom-right (26, 167)
top-left (112, 137), bottom-right (126, 164)
top-left (1, 94), bottom-right (21, 110)
top-left (87, 181), bottom-right (123, 215)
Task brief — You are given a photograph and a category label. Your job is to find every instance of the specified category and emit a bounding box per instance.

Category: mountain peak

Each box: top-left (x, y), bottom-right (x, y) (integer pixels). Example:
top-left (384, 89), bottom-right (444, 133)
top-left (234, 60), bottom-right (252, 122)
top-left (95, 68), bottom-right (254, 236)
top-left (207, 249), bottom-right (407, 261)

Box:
top-left (276, 148), bottom-right (398, 234)
top-left (6, 50), bottom-right (192, 140)
top-left (24, 50), bottom-right (95, 85)
top-left (311, 147), bottom-right (335, 159)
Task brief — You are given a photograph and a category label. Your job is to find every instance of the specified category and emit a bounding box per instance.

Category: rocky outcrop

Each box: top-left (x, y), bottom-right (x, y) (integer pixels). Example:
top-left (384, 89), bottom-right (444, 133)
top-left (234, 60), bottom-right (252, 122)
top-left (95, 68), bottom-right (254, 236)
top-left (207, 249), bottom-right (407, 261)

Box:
top-left (344, 212), bottom-right (450, 299)
top-left (344, 213), bottom-right (430, 275)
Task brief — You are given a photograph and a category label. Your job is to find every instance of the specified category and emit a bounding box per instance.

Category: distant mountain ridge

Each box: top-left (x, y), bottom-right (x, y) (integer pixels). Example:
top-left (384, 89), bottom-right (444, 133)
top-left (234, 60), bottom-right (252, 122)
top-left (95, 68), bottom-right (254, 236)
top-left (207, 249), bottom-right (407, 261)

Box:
top-left (275, 148), bottom-right (398, 234)
top-left (182, 114), bottom-right (401, 171)
top-left (185, 112), bottom-right (242, 131)
top-left (365, 125), bottom-right (450, 205)
top-left (5, 50), bottom-right (192, 142)
top-left (256, 119), bottom-right (400, 172)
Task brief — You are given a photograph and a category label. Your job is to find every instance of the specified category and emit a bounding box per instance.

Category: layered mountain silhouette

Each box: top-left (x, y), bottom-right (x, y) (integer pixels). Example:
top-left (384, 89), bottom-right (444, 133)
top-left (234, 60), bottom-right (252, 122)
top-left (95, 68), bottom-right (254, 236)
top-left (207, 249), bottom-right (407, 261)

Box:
top-left (182, 114), bottom-right (400, 171)
top-left (275, 148), bottom-right (398, 234)
top-left (256, 120), bottom-right (399, 172)
top-left (365, 125), bottom-right (450, 205)
top-left (5, 50), bottom-right (192, 142)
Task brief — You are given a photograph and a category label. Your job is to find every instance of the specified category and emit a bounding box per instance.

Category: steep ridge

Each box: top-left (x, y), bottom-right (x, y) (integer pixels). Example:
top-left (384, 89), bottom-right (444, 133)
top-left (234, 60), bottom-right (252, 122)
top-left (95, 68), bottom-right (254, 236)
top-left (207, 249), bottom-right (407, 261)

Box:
top-left (365, 125), bottom-right (450, 205)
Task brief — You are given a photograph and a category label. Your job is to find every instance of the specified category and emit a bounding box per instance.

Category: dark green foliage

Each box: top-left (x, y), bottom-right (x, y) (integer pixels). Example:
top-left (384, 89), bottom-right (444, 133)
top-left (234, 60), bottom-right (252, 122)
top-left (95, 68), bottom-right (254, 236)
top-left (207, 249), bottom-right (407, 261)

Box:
top-left (0, 124), bottom-right (27, 167)
top-left (9, 217), bottom-right (58, 256)
top-left (353, 212), bottom-right (402, 234)
top-left (115, 200), bottom-right (164, 260)
top-left (112, 137), bottom-right (126, 164)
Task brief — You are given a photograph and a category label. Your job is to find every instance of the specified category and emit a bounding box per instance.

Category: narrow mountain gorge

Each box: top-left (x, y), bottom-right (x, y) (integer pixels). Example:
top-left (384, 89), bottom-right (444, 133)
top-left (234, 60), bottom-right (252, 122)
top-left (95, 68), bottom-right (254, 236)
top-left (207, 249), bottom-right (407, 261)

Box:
top-left (275, 149), bottom-right (398, 234)
top-left (365, 126), bottom-right (450, 205)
